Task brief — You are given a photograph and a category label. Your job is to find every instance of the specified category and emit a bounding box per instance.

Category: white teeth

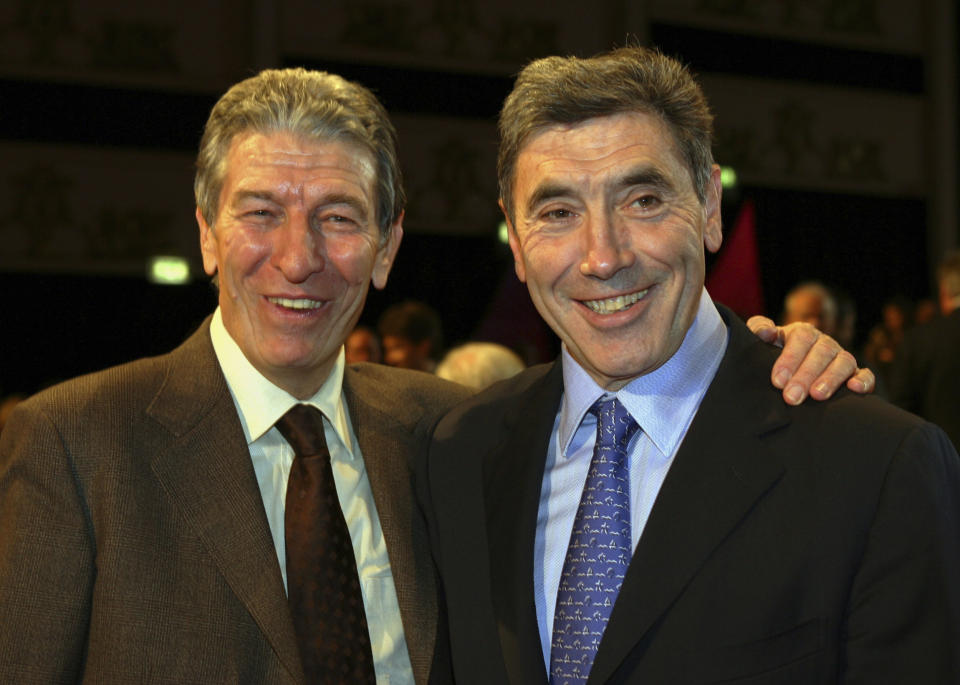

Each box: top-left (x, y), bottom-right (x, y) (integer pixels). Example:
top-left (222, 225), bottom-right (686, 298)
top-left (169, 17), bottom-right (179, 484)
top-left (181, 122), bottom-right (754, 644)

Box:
top-left (268, 297), bottom-right (322, 310)
top-left (583, 289), bottom-right (648, 314)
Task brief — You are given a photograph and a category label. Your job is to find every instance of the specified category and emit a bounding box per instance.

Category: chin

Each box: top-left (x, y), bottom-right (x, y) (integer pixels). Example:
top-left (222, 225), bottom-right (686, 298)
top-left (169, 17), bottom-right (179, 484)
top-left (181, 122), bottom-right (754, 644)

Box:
top-left (261, 345), bottom-right (319, 369)
top-left (598, 352), bottom-right (659, 381)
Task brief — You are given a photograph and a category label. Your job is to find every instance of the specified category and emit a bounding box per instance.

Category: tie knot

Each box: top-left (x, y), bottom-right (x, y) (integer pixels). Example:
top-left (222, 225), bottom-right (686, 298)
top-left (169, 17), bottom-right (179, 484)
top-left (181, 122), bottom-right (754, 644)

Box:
top-left (276, 404), bottom-right (328, 458)
top-left (590, 397), bottom-right (639, 450)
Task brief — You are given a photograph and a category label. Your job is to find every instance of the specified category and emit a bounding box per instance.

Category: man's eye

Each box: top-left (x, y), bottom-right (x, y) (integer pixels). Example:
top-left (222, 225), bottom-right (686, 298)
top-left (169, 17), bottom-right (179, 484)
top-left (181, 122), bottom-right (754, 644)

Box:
top-left (323, 214), bottom-right (355, 225)
top-left (543, 208), bottom-right (574, 220)
top-left (319, 214), bottom-right (360, 231)
top-left (246, 209), bottom-right (274, 218)
top-left (632, 195), bottom-right (660, 209)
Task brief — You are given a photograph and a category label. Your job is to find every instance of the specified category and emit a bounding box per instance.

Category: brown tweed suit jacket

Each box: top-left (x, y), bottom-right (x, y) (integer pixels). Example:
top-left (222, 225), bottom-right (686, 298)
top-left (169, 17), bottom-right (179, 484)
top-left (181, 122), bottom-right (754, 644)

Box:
top-left (0, 318), bottom-right (468, 684)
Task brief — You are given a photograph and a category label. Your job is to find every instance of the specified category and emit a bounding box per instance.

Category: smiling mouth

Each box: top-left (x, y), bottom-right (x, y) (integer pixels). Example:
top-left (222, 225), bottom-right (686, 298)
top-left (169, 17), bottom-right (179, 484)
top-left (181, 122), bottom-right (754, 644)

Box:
top-left (267, 296), bottom-right (323, 310)
top-left (582, 288), bottom-right (649, 315)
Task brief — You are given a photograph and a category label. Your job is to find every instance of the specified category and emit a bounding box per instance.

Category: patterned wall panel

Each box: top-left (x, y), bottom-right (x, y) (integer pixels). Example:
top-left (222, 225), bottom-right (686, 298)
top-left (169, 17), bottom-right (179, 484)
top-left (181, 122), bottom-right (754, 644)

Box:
top-left (393, 114), bottom-right (501, 236)
top-left (280, 0), bottom-right (623, 72)
top-left (0, 113), bottom-right (503, 277)
top-left (0, 0), bottom-right (251, 86)
top-left (646, 0), bottom-right (921, 54)
top-left (702, 74), bottom-right (924, 196)
top-left (0, 142), bottom-right (199, 275)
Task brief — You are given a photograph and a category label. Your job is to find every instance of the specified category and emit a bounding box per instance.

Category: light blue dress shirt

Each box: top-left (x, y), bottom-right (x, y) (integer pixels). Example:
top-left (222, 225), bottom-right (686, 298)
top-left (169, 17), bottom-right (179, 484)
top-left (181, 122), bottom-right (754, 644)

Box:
top-left (534, 289), bottom-right (728, 672)
top-left (209, 308), bottom-right (413, 685)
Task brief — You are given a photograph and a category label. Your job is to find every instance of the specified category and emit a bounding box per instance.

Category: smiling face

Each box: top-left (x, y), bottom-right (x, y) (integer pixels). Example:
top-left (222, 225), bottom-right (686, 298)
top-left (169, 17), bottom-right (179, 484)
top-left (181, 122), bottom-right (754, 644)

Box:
top-left (504, 112), bottom-right (723, 390)
top-left (198, 130), bottom-right (402, 398)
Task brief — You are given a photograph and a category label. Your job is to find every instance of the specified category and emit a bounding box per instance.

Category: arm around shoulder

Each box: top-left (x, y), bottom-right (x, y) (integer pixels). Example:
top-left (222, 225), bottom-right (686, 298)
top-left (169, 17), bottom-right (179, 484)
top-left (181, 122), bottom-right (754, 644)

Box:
top-left (0, 399), bottom-right (94, 683)
top-left (842, 422), bottom-right (960, 683)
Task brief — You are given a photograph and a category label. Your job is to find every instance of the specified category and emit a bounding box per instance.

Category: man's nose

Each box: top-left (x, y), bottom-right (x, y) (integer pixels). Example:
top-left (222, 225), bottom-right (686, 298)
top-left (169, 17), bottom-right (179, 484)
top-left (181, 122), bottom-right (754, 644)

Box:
top-left (273, 214), bottom-right (325, 282)
top-left (579, 214), bottom-right (635, 279)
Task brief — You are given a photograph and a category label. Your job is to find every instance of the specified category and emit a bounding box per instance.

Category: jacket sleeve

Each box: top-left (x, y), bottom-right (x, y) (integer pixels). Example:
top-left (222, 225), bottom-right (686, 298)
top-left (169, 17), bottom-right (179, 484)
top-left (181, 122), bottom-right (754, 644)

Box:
top-left (842, 421), bottom-right (960, 683)
top-left (0, 400), bottom-right (93, 683)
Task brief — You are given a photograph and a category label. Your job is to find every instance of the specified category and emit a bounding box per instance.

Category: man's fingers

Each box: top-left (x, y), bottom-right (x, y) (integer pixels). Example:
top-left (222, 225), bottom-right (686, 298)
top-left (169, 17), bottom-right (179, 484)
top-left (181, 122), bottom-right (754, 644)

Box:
top-left (775, 324), bottom-right (852, 404)
top-left (770, 323), bottom-right (822, 395)
top-left (764, 320), bottom-right (874, 404)
top-left (804, 349), bottom-right (859, 402)
top-left (746, 315), bottom-right (781, 345)
top-left (845, 367), bottom-right (876, 395)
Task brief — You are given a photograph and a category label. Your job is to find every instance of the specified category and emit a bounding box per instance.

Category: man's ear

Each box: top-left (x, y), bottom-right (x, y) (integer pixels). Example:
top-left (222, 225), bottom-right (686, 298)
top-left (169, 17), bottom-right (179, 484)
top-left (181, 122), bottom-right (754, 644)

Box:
top-left (372, 212), bottom-right (404, 290)
top-left (197, 207), bottom-right (219, 276)
top-left (703, 165), bottom-right (723, 254)
top-left (499, 199), bottom-right (526, 283)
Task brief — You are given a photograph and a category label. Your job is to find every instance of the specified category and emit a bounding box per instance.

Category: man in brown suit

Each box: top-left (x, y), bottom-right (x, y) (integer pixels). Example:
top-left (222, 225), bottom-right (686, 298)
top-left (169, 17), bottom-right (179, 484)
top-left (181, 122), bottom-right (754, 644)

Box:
top-left (0, 67), bottom-right (868, 684)
top-left (0, 68), bottom-right (468, 684)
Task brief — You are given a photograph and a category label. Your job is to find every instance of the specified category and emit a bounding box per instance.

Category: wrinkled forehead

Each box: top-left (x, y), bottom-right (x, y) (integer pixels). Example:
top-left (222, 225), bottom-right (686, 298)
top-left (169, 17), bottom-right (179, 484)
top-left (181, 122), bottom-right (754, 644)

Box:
top-left (227, 128), bottom-right (374, 167)
top-left (515, 113), bottom-right (692, 193)
top-left (221, 130), bottom-right (377, 196)
top-left (534, 111), bottom-right (687, 165)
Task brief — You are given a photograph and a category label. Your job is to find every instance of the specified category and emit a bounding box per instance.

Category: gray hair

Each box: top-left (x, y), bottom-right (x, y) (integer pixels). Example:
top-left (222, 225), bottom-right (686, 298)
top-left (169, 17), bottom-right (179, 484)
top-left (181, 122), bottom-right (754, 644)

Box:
top-left (195, 67), bottom-right (404, 239)
top-left (497, 46), bottom-right (715, 222)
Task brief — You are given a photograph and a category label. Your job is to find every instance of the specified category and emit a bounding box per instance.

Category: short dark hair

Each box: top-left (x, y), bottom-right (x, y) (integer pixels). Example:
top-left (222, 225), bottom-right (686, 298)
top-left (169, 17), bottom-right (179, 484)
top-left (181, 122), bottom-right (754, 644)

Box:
top-left (497, 45), bottom-right (715, 222)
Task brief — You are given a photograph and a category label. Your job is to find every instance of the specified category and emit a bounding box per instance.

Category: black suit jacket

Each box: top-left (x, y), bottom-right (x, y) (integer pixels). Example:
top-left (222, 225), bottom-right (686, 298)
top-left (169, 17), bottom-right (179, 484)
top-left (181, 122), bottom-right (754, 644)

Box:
top-left (421, 306), bottom-right (960, 684)
top-left (889, 308), bottom-right (960, 451)
top-left (0, 318), bottom-right (469, 684)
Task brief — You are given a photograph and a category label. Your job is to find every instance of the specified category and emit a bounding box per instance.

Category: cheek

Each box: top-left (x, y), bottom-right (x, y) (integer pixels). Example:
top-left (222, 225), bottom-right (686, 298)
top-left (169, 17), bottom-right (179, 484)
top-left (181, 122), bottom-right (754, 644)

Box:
top-left (670, 211), bottom-right (709, 258)
top-left (522, 238), bottom-right (577, 290)
top-left (638, 223), bottom-right (704, 269)
top-left (221, 232), bottom-right (270, 280)
top-left (325, 235), bottom-right (377, 286)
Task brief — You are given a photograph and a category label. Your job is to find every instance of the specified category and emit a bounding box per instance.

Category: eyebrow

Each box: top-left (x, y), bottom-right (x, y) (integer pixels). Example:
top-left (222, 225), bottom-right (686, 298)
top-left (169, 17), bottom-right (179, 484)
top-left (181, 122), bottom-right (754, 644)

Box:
top-left (524, 182), bottom-right (575, 217)
top-left (616, 167), bottom-right (675, 194)
top-left (231, 189), bottom-right (279, 206)
top-left (231, 189), bottom-right (370, 223)
top-left (318, 193), bottom-right (370, 223)
top-left (523, 164), bottom-right (678, 218)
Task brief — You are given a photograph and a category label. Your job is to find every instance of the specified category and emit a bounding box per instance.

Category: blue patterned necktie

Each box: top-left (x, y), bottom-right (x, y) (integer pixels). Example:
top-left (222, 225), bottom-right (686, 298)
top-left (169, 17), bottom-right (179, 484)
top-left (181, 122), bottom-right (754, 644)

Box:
top-left (549, 397), bottom-right (640, 685)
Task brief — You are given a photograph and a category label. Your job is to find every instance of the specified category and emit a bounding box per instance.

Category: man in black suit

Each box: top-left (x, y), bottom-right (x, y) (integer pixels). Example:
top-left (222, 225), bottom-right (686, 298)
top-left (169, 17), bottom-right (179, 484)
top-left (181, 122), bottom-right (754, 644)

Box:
top-left (420, 47), bottom-right (960, 684)
top-left (890, 251), bottom-right (960, 450)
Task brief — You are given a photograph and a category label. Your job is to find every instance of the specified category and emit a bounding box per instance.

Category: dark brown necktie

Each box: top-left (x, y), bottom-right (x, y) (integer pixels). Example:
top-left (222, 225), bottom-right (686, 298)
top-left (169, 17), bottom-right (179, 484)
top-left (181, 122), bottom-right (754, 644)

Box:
top-left (277, 404), bottom-right (376, 684)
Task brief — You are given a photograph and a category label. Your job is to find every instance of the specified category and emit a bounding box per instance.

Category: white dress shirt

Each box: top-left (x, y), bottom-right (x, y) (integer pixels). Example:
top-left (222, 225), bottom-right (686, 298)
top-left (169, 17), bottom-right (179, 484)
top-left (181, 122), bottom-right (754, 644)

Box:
top-left (209, 308), bottom-right (413, 685)
top-left (534, 289), bottom-right (728, 671)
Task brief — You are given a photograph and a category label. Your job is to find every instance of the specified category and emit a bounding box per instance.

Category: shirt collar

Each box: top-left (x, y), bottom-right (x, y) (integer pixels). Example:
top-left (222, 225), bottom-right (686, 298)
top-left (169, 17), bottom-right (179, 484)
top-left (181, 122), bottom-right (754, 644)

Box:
top-left (208, 307), bottom-right (355, 457)
top-left (558, 288), bottom-right (728, 457)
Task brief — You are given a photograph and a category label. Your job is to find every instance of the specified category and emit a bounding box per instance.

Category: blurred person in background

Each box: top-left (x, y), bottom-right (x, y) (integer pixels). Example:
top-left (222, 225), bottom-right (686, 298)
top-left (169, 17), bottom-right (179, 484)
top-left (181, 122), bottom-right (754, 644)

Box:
top-left (378, 300), bottom-right (444, 372)
top-left (782, 280), bottom-right (838, 337)
top-left (436, 341), bottom-right (526, 391)
top-left (345, 324), bottom-right (383, 364)
top-left (864, 295), bottom-right (914, 389)
top-left (889, 251), bottom-right (960, 450)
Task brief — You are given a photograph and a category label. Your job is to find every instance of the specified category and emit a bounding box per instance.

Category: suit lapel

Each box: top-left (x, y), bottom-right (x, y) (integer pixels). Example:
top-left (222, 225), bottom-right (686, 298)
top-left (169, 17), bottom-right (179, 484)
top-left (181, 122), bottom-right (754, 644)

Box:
top-left (146, 321), bottom-right (303, 683)
top-left (341, 366), bottom-right (438, 683)
top-left (590, 311), bottom-right (791, 683)
top-left (484, 362), bottom-right (563, 685)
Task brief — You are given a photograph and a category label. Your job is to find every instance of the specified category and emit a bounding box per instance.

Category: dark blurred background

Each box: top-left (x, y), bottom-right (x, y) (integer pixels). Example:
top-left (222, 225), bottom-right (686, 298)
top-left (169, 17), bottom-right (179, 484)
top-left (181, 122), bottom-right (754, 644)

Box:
top-left (2, 0), bottom-right (957, 396)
